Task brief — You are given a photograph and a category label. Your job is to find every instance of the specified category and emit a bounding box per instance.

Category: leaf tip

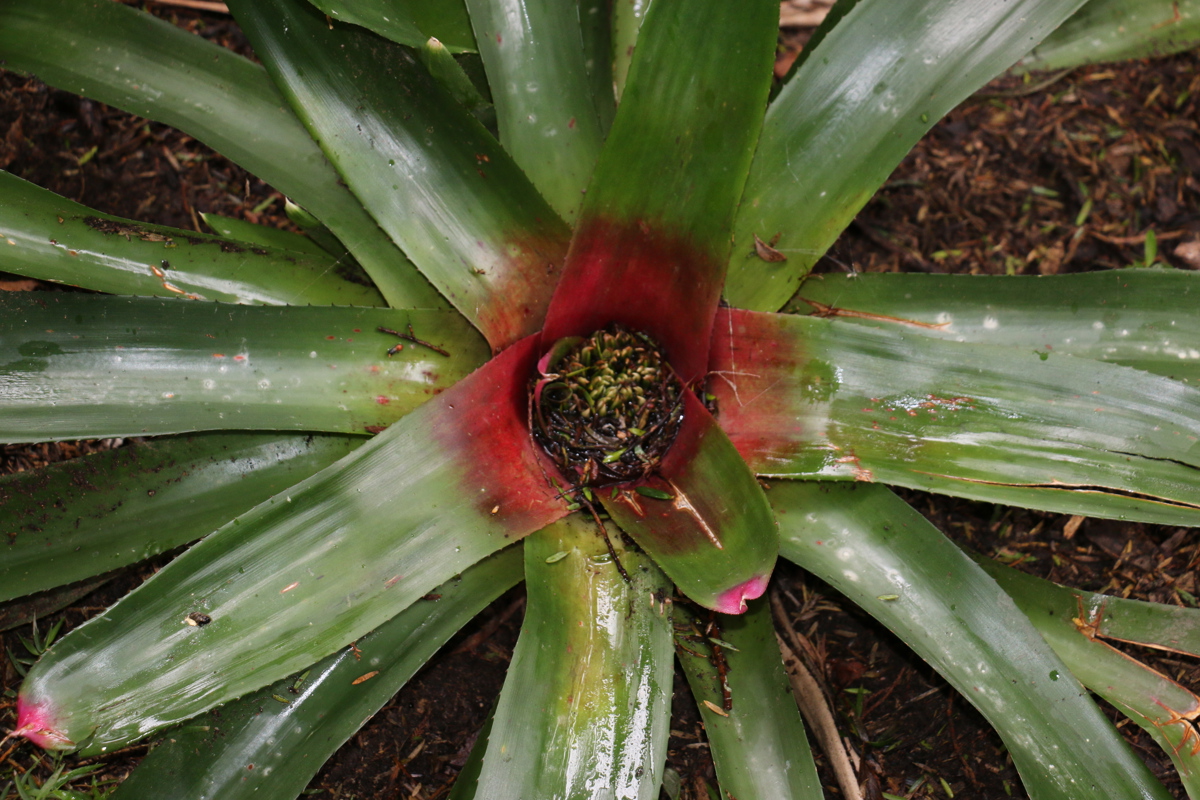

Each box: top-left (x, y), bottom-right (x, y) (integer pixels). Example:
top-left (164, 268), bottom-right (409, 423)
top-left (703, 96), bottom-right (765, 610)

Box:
top-left (711, 573), bottom-right (770, 615)
top-left (13, 696), bottom-right (74, 751)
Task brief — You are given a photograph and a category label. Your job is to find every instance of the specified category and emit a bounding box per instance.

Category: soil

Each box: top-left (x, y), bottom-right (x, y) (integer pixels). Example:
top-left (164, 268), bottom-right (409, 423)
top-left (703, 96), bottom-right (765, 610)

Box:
top-left (1, 4), bottom-right (1199, 799)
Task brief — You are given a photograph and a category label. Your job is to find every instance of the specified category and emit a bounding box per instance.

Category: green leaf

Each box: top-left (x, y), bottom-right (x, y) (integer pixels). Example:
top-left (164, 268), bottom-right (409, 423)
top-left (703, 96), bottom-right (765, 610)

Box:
top-left (675, 598), bottom-right (823, 800)
top-left (728, 0), bottom-right (1090, 312)
top-left (610, 0), bottom-right (648, 101)
top-left (110, 547), bottom-right (522, 800)
top-left (771, 481), bottom-right (1173, 800)
top-left (711, 308), bottom-right (1200, 526)
top-left (794, 271), bottom-right (1200, 384)
top-left (974, 555), bottom-right (1200, 797)
top-left (229, 0), bottom-right (570, 351)
top-left (306, 0), bottom-right (478, 52)
top-left (464, 0), bottom-right (605, 222)
top-left (0, 0), bottom-right (444, 309)
top-left (601, 393), bottom-right (777, 615)
top-left (578, 0), bottom-right (615, 133)
top-left (16, 339), bottom-right (569, 754)
top-left (199, 212), bottom-right (330, 258)
top-left (0, 433), bottom-right (360, 603)
top-left (0, 294), bottom-right (487, 443)
top-left (417, 38), bottom-right (495, 129)
top-left (1018, 0), bottom-right (1200, 72)
top-left (470, 516), bottom-right (673, 800)
top-left (0, 171), bottom-right (382, 307)
top-left (573, 0), bottom-right (776, 254)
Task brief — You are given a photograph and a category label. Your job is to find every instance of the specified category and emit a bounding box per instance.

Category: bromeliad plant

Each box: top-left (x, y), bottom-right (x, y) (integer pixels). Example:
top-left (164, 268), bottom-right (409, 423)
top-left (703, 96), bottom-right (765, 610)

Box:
top-left (2, 0), bottom-right (1200, 797)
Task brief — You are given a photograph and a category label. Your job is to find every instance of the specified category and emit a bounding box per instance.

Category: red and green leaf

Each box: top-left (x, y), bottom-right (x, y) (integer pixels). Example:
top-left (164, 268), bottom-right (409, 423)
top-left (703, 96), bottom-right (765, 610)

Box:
top-left (601, 392), bottom-right (777, 615)
top-left (228, 0), bottom-right (571, 350)
top-left (711, 308), bottom-right (1200, 527)
top-left (541, 0), bottom-right (777, 380)
top-left (15, 340), bottom-right (569, 754)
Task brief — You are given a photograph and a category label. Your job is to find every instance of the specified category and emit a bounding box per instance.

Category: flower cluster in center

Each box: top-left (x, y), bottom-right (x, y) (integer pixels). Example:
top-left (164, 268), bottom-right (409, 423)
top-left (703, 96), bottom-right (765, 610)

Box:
top-left (531, 326), bottom-right (684, 489)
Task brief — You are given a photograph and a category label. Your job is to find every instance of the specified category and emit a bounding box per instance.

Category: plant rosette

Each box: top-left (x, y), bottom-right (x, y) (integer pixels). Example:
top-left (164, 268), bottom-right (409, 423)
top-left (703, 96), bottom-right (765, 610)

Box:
top-left (2, 0), bottom-right (1200, 798)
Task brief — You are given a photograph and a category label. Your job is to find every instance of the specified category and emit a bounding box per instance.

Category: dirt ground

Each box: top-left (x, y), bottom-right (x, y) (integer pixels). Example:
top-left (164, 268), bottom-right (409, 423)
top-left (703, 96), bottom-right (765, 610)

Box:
top-left (1, 3), bottom-right (1199, 799)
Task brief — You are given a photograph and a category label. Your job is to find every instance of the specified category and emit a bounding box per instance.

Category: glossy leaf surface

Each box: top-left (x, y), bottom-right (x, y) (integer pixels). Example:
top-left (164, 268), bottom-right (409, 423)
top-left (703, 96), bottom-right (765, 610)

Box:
top-left (0, 172), bottom-right (382, 307)
top-left (469, 517), bottom-right (673, 800)
top-left (601, 392), bottom-right (777, 615)
top-left (541, 0), bottom-right (776, 380)
top-left (578, 0), bottom-right (615, 133)
top-left (728, 0), bottom-right (1089, 312)
top-left (0, 0), bottom-right (443, 309)
top-left (230, 0), bottom-right (570, 350)
top-left (711, 309), bottom-right (1200, 526)
top-left (975, 556), bottom-right (1200, 796)
top-left (110, 547), bottom-right (522, 800)
top-left (306, 0), bottom-right (478, 52)
top-left (794, 271), bottom-right (1200, 384)
top-left (1018, 0), bottom-right (1200, 71)
top-left (465, 0), bottom-right (605, 221)
top-left (16, 340), bottom-right (569, 753)
top-left (0, 294), bottom-right (487, 442)
top-left (772, 481), bottom-right (1173, 800)
top-left (199, 212), bottom-right (330, 258)
top-left (676, 598), bottom-right (823, 800)
top-left (0, 433), bottom-right (360, 603)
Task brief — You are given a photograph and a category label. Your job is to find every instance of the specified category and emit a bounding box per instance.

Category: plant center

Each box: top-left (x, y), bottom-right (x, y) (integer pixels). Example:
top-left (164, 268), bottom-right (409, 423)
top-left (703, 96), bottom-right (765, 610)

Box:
top-left (531, 326), bottom-right (684, 488)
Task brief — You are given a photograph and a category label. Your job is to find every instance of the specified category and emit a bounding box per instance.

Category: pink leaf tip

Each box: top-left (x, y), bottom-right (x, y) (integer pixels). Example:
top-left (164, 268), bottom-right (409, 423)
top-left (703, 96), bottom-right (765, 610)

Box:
top-left (14, 696), bottom-right (74, 750)
top-left (712, 574), bottom-right (770, 615)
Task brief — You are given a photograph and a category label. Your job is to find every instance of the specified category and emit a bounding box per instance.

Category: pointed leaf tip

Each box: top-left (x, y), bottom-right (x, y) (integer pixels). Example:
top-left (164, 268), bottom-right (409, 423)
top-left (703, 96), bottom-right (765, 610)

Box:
top-left (712, 574), bottom-right (770, 616)
top-left (15, 696), bottom-right (73, 751)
